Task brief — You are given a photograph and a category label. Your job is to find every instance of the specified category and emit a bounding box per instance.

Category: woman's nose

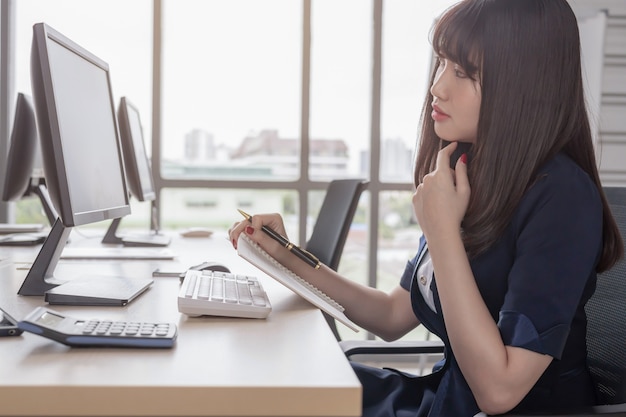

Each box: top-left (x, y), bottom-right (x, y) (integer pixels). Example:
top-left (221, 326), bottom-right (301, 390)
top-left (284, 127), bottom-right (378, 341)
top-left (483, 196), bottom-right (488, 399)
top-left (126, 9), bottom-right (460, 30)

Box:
top-left (430, 70), bottom-right (446, 100)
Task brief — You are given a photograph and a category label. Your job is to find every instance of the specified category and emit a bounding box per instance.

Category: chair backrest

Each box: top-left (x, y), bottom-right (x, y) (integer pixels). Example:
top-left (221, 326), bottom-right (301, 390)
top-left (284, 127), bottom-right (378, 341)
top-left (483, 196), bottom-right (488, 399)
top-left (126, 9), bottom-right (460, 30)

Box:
top-left (305, 179), bottom-right (368, 340)
top-left (305, 179), bottom-right (368, 270)
top-left (585, 186), bottom-right (626, 405)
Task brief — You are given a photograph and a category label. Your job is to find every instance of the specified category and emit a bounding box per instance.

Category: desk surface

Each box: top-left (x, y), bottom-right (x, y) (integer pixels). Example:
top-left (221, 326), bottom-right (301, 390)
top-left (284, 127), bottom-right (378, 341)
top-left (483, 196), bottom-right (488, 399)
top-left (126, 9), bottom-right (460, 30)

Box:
top-left (0, 228), bottom-right (362, 417)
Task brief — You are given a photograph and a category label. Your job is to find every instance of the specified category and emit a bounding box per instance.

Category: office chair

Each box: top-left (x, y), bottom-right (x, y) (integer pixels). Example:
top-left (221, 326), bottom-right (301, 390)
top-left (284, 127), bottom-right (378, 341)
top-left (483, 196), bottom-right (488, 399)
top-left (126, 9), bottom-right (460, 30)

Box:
top-left (304, 178), bottom-right (368, 341)
top-left (341, 186), bottom-right (626, 416)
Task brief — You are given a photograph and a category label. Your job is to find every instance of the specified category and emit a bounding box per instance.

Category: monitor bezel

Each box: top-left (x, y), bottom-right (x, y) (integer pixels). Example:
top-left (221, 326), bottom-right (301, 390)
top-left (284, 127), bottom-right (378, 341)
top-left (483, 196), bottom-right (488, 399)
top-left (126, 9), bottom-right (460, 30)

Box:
top-left (30, 22), bottom-right (131, 228)
top-left (117, 96), bottom-right (156, 202)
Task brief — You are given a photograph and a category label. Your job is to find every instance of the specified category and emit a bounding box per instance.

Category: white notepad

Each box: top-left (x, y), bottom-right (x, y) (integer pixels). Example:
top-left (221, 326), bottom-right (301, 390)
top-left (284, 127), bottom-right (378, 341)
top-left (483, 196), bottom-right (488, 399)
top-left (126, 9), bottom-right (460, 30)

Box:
top-left (237, 234), bottom-right (359, 332)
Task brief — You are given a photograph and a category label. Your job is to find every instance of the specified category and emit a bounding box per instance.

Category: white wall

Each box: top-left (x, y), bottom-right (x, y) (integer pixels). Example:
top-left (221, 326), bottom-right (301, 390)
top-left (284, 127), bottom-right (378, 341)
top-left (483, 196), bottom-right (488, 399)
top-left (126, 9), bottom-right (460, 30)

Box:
top-left (570, 0), bottom-right (626, 186)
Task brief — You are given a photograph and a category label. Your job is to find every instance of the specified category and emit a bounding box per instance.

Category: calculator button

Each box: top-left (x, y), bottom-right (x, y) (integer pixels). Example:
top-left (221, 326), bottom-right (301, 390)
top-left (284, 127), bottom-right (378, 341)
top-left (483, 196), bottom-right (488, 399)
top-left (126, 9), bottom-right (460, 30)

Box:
top-left (140, 325), bottom-right (155, 335)
top-left (96, 322), bottom-right (112, 334)
top-left (155, 325), bottom-right (170, 336)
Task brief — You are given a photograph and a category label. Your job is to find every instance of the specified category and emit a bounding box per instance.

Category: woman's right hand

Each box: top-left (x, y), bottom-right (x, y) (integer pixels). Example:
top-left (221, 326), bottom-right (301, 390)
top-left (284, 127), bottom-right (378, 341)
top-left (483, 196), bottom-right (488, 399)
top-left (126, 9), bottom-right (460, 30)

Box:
top-left (228, 212), bottom-right (288, 252)
top-left (413, 141), bottom-right (470, 243)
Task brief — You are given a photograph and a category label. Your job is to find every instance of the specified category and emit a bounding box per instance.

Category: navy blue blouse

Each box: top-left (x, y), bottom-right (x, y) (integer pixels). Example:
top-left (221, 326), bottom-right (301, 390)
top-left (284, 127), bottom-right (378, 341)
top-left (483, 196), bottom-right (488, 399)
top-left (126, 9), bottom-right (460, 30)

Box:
top-left (353, 153), bottom-right (603, 416)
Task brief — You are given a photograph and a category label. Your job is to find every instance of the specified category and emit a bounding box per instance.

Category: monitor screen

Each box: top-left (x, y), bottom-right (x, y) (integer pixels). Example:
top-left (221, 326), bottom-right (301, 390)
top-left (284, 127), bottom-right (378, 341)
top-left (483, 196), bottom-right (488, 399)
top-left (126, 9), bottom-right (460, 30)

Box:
top-left (2, 93), bottom-right (43, 202)
top-left (117, 97), bottom-right (155, 202)
top-left (30, 22), bottom-right (130, 227)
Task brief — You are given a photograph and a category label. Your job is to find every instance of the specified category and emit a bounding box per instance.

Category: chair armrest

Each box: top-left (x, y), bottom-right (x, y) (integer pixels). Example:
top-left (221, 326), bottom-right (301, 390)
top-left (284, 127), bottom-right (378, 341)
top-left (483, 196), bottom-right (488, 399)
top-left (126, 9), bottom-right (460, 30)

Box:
top-left (504, 403), bottom-right (626, 416)
top-left (341, 341), bottom-right (626, 416)
top-left (340, 339), bottom-right (445, 358)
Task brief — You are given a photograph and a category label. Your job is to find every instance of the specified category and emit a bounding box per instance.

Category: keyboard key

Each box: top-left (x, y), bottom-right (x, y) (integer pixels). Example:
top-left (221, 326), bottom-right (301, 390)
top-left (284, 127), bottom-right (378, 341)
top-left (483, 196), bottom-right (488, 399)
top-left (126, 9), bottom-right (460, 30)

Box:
top-left (210, 277), bottom-right (223, 301)
top-left (198, 275), bottom-right (211, 300)
top-left (224, 279), bottom-right (237, 303)
top-left (184, 274), bottom-right (197, 298)
top-left (236, 281), bottom-right (252, 305)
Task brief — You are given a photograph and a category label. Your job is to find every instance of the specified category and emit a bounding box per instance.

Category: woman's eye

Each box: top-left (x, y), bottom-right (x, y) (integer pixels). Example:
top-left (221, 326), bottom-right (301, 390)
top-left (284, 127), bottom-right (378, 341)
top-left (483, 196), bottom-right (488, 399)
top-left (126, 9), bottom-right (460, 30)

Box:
top-left (454, 67), bottom-right (467, 78)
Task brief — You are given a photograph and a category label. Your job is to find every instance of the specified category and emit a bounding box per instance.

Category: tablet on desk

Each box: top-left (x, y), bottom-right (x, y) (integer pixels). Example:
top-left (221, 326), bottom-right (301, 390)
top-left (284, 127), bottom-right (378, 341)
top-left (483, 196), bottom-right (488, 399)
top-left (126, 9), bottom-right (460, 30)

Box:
top-left (60, 247), bottom-right (177, 260)
top-left (0, 233), bottom-right (46, 246)
top-left (0, 223), bottom-right (44, 234)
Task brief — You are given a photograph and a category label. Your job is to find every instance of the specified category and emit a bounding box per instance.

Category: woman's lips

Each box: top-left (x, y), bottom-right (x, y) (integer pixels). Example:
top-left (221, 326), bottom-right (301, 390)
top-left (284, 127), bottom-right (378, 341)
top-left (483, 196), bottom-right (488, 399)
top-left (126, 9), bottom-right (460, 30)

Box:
top-left (431, 104), bottom-right (450, 122)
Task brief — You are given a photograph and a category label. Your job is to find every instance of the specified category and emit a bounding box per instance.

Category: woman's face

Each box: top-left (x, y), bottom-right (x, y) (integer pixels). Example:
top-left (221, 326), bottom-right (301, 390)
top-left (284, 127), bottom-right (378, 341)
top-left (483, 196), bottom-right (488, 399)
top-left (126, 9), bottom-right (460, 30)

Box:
top-left (430, 57), bottom-right (482, 143)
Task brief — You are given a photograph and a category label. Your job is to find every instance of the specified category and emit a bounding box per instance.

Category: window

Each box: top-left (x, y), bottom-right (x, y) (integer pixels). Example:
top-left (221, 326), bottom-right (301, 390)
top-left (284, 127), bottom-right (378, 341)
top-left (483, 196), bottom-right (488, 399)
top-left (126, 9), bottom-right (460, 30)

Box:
top-left (161, 0), bottom-right (302, 181)
top-left (309, 0), bottom-right (371, 180)
top-left (12, 0), bottom-right (152, 227)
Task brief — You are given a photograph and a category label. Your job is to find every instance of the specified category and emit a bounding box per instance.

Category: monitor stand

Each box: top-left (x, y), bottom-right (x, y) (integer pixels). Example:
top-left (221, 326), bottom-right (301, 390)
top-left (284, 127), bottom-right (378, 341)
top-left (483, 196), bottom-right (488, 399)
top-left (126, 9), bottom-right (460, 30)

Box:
top-left (18, 218), bottom-right (153, 306)
top-left (102, 203), bottom-right (171, 247)
top-left (31, 181), bottom-right (58, 227)
top-left (0, 183), bottom-right (57, 246)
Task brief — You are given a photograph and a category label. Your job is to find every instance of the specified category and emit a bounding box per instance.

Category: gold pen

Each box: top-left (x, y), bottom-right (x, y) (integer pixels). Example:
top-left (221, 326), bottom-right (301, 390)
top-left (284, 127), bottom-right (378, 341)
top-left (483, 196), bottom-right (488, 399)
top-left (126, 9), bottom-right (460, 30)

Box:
top-left (238, 209), bottom-right (321, 269)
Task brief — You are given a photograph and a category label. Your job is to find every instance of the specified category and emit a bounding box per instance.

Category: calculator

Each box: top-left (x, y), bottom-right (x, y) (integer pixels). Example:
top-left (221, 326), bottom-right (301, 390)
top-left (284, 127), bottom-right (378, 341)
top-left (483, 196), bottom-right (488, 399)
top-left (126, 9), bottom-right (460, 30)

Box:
top-left (18, 306), bottom-right (177, 348)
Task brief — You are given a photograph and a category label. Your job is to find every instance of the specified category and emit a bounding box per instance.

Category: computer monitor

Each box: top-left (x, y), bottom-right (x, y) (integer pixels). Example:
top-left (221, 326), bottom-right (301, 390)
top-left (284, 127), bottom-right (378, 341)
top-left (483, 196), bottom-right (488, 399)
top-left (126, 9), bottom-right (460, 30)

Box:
top-left (18, 22), bottom-right (153, 305)
top-left (1, 92), bottom-right (58, 228)
top-left (119, 97), bottom-right (155, 202)
top-left (101, 96), bottom-right (170, 247)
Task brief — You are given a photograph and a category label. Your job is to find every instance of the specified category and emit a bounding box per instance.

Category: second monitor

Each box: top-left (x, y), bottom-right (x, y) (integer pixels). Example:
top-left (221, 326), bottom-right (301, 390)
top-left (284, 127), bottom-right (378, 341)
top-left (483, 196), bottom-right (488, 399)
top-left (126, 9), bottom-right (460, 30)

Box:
top-left (1, 92), bottom-right (58, 240)
top-left (101, 96), bottom-right (170, 247)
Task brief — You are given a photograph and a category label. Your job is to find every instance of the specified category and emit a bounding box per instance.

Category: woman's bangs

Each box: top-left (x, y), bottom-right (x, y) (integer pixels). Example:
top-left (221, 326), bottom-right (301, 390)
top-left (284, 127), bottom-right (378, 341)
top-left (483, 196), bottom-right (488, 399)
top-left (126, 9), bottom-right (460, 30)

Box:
top-left (432, 2), bottom-right (483, 77)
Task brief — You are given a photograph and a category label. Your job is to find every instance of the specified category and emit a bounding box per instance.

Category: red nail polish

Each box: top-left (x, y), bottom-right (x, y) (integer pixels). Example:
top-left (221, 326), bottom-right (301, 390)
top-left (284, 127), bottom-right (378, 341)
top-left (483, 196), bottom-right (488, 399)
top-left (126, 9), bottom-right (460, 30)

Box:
top-left (460, 153), bottom-right (467, 164)
top-left (232, 238), bottom-right (237, 249)
top-left (245, 225), bottom-right (254, 235)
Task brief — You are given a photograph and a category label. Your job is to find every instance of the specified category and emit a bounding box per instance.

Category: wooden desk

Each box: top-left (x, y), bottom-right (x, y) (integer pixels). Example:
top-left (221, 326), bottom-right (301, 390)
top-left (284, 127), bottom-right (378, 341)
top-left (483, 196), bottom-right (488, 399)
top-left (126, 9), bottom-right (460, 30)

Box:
top-left (0, 229), bottom-right (362, 416)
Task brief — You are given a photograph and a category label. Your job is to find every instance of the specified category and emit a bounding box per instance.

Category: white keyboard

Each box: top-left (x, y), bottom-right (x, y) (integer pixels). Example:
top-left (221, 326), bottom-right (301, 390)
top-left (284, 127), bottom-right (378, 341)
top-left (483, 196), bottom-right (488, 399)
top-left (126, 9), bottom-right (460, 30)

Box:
top-left (178, 270), bottom-right (272, 319)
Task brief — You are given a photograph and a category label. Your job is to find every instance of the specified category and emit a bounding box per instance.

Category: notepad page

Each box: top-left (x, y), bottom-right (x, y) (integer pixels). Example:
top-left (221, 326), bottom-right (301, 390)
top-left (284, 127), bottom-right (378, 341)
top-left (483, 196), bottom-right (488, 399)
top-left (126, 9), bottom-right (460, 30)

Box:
top-left (237, 234), bottom-right (359, 332)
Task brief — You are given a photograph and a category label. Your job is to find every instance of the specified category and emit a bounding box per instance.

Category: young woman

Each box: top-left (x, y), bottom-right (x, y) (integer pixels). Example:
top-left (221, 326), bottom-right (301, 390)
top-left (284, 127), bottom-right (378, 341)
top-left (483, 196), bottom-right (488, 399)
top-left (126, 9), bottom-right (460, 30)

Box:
top-left (229, 0), bottom-right (624, 415)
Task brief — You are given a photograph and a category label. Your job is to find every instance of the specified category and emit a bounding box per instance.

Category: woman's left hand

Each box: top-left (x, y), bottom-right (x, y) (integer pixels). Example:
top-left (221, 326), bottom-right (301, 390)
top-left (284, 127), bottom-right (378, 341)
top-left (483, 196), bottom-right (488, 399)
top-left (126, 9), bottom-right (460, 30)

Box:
top-left (413, 141), bottom-right (471, 242)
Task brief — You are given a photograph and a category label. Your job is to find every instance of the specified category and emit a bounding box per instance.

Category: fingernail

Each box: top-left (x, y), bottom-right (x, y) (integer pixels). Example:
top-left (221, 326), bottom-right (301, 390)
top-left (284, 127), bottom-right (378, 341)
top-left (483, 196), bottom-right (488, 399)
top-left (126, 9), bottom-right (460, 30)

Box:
top-left (460, 153), bottom-right (467, 164)
top-left (245, 225), bottom-right (254, 235)
top-left (232, 238), bottom-right (237, 249)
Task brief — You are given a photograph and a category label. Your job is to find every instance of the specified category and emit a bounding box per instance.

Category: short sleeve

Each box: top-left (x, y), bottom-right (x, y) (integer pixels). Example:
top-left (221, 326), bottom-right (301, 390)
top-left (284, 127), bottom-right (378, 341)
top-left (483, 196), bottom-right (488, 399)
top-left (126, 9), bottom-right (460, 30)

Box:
top-left (497, 167), bottom-right (602, 359)
top-left (400, 254), bottom-right (418, 291)
top-left (400, 235), bottom-right (426, 291)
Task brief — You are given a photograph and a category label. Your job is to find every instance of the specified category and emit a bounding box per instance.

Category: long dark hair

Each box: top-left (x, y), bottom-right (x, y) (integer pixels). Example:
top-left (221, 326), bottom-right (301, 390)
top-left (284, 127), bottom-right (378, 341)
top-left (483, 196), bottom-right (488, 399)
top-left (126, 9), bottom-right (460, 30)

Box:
top-left (414, 0), bottom-right (623, 272)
